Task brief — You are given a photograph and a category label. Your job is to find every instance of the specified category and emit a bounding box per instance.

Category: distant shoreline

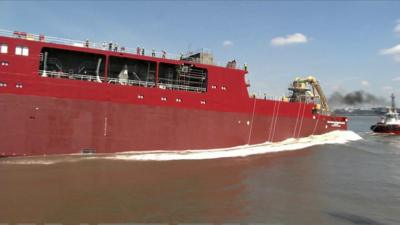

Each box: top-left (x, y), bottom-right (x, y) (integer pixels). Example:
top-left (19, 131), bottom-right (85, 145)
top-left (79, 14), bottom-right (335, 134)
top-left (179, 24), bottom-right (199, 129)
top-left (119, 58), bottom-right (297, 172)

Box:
top-left (334, 114), bottom-right (380, 117)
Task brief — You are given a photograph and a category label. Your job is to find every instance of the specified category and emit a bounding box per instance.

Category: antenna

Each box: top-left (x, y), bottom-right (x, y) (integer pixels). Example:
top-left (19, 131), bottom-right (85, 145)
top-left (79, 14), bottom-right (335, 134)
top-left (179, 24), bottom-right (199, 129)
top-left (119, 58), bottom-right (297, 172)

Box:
top-left (188, 43), bottom-right (192, 54)
top-left (391, 93), bottom-right (396, 112)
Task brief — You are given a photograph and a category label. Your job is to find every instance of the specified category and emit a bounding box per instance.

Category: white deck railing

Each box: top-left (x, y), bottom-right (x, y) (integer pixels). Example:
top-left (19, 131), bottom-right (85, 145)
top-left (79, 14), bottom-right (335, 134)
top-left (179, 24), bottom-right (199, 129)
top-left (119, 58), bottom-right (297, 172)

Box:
top-left (0, 29), bottom-right (246, 69)
top-left (38, 70), bottom-right (206, 92)
top-left (0, 29), bottom-right (184, 60)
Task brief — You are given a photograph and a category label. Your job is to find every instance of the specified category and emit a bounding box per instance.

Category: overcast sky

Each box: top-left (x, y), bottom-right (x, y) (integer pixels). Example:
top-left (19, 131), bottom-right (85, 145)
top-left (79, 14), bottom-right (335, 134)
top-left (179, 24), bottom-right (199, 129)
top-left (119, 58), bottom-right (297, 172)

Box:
top-left (1, 1), bottom-right (400, 99)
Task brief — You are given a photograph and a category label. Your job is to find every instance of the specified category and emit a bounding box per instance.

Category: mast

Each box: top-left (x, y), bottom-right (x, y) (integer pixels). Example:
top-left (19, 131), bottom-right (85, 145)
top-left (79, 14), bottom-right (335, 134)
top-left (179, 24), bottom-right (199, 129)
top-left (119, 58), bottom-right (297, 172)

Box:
top-left (391, 93), bottom-right (397, 113)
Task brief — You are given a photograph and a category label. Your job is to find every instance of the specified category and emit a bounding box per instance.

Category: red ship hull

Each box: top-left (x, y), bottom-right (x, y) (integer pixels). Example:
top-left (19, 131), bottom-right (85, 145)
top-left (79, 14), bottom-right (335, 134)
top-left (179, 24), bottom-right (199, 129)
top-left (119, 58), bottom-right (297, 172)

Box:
top-left (0, 31), bottom-right (347, 157)
top-left (0, 93), bottom-right (346, 157)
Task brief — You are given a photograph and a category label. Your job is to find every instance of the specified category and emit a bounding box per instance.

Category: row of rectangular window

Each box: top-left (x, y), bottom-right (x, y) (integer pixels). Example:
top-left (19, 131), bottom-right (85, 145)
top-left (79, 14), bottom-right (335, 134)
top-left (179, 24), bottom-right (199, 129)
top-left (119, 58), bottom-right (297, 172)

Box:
top-left (0, 44), bottom-right (29, 56)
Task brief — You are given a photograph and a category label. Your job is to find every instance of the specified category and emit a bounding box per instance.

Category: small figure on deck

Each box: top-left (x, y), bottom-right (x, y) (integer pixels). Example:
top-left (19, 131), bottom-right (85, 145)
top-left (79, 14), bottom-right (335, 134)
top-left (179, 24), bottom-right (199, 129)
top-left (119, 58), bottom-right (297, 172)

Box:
top-left (114, 43), bottom-right (118, 52)
top-left (142, 48), bottom-right (145, 55)
top-left (179, 52), bottom-right (184, 60)
top-left (108, 42), bottom-right (113, 51)
top-left (39, 34), bottom-right (45, 42)
top-left (85, 39), bottom-right (89, 48)
top-left (244, 63), bottom-right (248, 71)
top-left (226, 59), bottom-right (236, 68)
top-left (162, 50), bottom-right (166, 58)
top-left (136, 46), bottom-right (141, 55)
top-left (152, 48), bottom-right (156, 57)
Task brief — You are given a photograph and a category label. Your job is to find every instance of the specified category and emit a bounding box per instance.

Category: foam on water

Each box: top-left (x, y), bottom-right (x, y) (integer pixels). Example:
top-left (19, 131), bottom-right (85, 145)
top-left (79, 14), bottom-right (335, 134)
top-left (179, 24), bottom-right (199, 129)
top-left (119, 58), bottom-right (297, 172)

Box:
top-left (108, 130), bottom-right (362, 161)
top-left (0, 130), bottom-right (362, 164)
top-left (0, 155), bottom-right (96, 165)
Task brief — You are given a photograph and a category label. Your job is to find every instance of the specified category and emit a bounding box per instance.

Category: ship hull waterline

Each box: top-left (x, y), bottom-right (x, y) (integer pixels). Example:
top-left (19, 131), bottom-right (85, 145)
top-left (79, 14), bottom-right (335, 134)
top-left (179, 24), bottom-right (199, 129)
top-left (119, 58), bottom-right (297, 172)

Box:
top-left (0, 93), bottom-right (346, 157)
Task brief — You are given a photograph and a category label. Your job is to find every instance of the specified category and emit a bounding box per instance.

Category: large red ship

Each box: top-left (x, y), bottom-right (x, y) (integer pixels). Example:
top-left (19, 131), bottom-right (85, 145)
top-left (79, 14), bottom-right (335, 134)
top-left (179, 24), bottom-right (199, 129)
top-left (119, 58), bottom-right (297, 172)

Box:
top-left (0, 29), bottom-right (347, 157)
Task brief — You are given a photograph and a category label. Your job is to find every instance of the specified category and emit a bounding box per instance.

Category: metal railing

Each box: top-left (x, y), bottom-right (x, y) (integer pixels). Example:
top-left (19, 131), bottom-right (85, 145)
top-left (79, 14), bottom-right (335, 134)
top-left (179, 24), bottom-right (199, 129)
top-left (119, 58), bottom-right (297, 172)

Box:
top-left (38, 70), bottom-right (206, 92)
top-left (39, 70), bottom-right (105, 82)
top-left (0, 29), bottom-right (182, 60)
top-left (0, 29), bottom-right (244, 69)
top-left (107, 77), bottom-right (155, 87)
top-left (250, 93), bottom-right (288, 102)
top-left (157, 81), bottom-right (206, 93)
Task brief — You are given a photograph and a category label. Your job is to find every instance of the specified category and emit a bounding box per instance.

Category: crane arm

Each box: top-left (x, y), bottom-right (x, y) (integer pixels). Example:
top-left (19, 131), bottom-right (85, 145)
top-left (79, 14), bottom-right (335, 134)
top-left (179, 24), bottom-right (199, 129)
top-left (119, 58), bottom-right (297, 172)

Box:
top-left (291, 76), bottom-right (330, 113)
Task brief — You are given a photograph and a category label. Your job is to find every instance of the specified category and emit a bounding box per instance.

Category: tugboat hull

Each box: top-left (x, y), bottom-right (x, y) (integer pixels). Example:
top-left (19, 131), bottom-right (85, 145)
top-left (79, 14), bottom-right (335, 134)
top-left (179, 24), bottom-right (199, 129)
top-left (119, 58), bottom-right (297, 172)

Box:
top-left (370, 124), bottom-right (400, 135)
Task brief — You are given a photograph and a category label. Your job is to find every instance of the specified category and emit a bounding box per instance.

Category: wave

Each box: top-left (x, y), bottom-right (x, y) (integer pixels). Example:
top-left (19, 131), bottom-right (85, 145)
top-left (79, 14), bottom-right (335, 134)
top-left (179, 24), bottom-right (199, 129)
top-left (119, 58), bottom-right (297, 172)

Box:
top-left (0, 130), bottom-right (362, 164)
top-left (108, 130), bottom-right (362, 161)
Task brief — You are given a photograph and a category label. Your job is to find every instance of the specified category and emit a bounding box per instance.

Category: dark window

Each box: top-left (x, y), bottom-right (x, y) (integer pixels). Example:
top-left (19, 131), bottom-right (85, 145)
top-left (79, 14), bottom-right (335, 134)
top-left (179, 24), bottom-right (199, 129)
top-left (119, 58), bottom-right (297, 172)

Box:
top-left (39, 47), bottom-right (105, 82)
top-left (108, 56), bottom-right (156, 87)
top-left (158, 63), bottom-right (207, 92)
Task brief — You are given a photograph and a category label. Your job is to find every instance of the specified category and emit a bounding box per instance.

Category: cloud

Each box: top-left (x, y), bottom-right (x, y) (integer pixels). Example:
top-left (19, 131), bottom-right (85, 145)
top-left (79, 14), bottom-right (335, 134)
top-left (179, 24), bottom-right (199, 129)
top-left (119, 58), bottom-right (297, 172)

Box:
top-left (395, 24), bottom-right (400, 34)
top-left (380, 20), bottom-right (400, 62)
top-left (380, 44), bottom-right (400, 55)
top-left (361, 80), bottom-right (369, 86)
top-left (392, 76), bottom-right (400, 81)
top-left (382, 86), bottom-right (393, 90)
top-left (380, 44), bottom-right (400, 62)
top-left (222, 40), bottom-right (233, 47)
top-left (270, 33), bottom-right (308, 46)
top-left (395, 20), bottom-right (400, 34)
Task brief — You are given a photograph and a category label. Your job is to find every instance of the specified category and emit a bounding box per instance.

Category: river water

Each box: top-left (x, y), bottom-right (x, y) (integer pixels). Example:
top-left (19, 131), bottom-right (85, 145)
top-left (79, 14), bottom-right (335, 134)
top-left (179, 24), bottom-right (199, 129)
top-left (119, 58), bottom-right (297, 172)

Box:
top-left (0, 116), bottom-right (399, 225)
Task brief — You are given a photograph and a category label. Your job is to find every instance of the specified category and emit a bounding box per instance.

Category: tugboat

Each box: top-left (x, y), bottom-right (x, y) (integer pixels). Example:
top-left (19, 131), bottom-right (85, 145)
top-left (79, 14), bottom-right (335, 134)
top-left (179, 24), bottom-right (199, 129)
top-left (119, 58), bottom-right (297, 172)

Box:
top-left (371, 94), bottom-right (400, 134)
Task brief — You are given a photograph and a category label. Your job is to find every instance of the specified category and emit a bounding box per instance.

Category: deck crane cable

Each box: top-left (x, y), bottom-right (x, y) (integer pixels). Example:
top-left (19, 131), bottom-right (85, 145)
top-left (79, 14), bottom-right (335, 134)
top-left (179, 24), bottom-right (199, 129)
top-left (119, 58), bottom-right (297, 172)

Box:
top-left (247, 97), bottom-right (257, 145)
top-left (270, 100), bottom-right (281, 142)
top-left (292, 103), bottom-right (303, 138)
top-left (268, 99), bottom-right (278, 142)
top-left (311, 115), bottom-right (320, 135)
top-left (297, 102), bottom-right (307, 138)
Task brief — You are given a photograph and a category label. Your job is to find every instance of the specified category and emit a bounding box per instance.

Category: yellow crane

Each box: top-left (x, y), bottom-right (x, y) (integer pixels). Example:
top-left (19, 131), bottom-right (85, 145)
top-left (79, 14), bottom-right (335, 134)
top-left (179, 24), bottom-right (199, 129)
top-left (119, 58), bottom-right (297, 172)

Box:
top-left (289, 76), bottom-right (330, 114)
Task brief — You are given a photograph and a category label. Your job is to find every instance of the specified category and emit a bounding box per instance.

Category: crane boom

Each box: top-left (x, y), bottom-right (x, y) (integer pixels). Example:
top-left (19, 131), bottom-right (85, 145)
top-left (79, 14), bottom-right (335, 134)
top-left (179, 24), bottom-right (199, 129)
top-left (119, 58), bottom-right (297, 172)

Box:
top-left (288, 76), bottom-right (330, 114)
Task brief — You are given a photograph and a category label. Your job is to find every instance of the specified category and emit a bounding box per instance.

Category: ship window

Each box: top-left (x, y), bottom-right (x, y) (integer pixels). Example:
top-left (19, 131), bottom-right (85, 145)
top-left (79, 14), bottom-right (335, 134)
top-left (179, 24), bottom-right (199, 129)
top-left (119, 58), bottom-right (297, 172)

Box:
top-left (158, 63), bottom-right (207, 92)
top-left (22, 47), bottom-right (29, 56)
top-left (0, 44), bottom-right (7, 54)
top-left (39, 47), bottom-right (106, 82)
top-left (15, 46), bottom-right (29, 56)
top-left (108, 56), bottom-right (156, 87)
top-left (15, 46), bottom-right (22, 55)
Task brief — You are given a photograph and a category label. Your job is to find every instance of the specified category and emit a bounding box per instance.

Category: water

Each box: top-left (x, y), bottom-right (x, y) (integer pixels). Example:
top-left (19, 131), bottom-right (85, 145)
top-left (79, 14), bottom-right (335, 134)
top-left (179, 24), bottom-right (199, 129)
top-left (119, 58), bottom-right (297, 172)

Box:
top-left (1, 116), bottom-right (400, 225)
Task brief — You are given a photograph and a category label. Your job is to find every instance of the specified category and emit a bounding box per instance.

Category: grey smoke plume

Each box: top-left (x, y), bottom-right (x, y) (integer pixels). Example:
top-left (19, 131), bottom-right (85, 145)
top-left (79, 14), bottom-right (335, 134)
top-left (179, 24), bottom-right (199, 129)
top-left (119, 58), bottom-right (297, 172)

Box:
top-left (329, 90), bottom-right (388, 108)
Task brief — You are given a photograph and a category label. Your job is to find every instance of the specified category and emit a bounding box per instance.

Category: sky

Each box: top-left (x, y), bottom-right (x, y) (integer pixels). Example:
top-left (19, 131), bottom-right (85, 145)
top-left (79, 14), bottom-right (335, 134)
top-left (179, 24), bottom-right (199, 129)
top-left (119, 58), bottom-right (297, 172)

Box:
top-left (1, 0), bottom-right (400, 100)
